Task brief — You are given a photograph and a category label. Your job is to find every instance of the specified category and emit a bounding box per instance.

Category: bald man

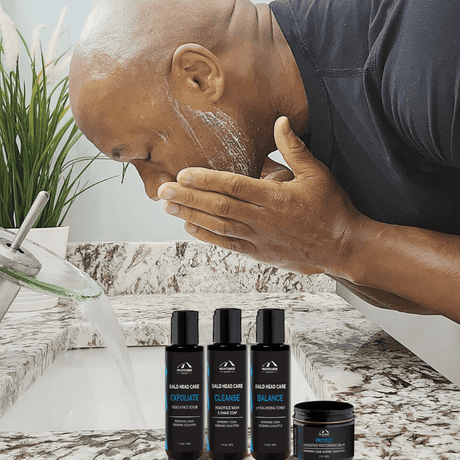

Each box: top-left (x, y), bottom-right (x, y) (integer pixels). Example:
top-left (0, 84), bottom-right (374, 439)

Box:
top-left (70, 0), bottom-right (460, 324)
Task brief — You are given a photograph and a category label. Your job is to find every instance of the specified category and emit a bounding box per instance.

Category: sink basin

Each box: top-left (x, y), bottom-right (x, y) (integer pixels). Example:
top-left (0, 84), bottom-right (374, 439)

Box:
top-left (0, 346), bottom-right (315, 432)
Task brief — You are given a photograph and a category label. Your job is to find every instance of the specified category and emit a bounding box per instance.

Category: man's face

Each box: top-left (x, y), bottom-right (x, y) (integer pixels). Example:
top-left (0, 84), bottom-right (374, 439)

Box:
top-left (71, 68), bottom-right (259, 201)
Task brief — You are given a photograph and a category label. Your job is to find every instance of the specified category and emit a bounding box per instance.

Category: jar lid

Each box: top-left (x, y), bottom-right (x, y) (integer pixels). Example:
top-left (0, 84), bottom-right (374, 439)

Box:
top-left (294, 401), bottom-right (354, 423)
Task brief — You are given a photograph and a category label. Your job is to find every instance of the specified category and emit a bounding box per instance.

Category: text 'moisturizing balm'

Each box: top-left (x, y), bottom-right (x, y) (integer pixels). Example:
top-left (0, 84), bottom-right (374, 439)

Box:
top-left (293, 401), bottom-right (354, 460)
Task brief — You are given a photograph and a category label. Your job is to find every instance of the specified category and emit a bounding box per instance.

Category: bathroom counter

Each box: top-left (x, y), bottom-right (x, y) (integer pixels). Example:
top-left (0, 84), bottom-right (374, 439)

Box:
top-left (0, 292), bottom-right (459, 459)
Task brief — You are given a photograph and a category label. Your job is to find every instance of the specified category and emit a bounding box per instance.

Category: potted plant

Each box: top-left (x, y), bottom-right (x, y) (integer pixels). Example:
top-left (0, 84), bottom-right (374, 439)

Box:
top-left (0, 7), bottom-right (114, 310)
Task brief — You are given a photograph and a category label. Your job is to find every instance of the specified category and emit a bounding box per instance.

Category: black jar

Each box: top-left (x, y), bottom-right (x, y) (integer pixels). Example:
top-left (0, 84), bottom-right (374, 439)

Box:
top-left (293, 401), bottom-right (354, 460)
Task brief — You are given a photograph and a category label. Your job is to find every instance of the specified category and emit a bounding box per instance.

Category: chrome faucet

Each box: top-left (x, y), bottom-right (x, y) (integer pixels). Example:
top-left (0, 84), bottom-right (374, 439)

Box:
top-left (0, 191), bottom-right (50, 321)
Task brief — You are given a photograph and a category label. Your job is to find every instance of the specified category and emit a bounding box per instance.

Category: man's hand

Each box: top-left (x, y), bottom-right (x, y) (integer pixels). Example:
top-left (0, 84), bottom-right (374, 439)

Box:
top-left (158, 116), bottom-right (460, 323)
top-left (158, 116), bottom-right (363, 276)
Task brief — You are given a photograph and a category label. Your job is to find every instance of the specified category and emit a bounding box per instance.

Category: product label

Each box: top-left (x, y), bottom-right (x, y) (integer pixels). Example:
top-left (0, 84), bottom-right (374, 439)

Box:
top-left (165, 350), bottom-right (204, 452)
top-left (207, 348), bottom-right (247, 453)
top-left (250, 348), bottom-right (290, 453)
top-left (293, 423), bottom-right (354, 460)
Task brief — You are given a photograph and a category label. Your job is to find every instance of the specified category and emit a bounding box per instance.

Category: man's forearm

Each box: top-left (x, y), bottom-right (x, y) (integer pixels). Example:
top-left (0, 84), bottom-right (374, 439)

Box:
top-left (330, 275), bottom-right (435, 315)
top-left (342, 218), bottom-right (460, 323)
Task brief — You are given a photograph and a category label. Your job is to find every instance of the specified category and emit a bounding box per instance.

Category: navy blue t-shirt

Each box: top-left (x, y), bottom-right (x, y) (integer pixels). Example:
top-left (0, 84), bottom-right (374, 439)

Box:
top-left (271, 0), bottom-right (460, 235)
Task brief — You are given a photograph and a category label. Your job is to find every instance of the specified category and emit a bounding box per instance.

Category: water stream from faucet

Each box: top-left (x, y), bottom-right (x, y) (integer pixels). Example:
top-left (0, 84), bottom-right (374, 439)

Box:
top-left (72, 293), bottom-right (147, 429)
top-left (0, 228), bottom-right (147, 428)
top-left (5, 279), bottom-right (148, 428)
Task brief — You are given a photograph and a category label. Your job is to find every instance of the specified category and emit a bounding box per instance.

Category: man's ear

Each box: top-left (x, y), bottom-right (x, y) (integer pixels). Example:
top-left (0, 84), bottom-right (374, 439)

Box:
top-left (170, 44), bottom-right (225, 105)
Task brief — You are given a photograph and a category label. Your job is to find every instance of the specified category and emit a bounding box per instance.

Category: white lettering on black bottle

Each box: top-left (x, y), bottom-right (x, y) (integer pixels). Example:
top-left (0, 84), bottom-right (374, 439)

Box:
top-left (207, 308), bottom-right (248, 460)
top-left (250, 309), bottom-right (290, 460)
top-left (166, 310), bottom-right (205, 460)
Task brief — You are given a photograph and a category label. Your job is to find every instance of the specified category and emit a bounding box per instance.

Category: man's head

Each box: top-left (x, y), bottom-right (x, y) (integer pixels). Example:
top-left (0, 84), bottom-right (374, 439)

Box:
top-left (69, 0), bottom-right (307, 199)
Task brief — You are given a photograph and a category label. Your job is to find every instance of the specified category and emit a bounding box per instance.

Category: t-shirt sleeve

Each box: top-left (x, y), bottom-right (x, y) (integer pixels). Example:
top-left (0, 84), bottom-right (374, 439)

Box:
top-left (374, 0), bottom-right (460, 170)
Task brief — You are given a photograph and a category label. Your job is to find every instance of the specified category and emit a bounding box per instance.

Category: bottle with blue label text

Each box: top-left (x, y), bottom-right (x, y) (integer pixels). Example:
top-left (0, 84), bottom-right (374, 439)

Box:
top-left (250, 309), bottom-right (290, 460)
top-left (166, 310), bottom-right (205, 460)
top-left (207, 308), bottom-right (248, 460)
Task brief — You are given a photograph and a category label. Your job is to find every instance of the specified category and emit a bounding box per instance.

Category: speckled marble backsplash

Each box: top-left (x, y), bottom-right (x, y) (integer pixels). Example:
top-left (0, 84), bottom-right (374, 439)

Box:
top-left (67, 241), bottom-right (335, 295)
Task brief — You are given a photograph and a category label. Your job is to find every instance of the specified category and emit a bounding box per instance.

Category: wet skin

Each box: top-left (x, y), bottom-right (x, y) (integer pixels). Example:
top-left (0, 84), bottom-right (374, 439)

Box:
top-left (69, 64), bottom-right (261, 202)
top-left (69, 0), bottom-right (460, 324)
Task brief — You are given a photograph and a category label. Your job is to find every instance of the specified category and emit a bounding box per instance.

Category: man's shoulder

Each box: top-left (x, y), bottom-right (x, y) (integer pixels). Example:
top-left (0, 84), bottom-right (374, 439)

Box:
top-left (271, 0), bottom-right (378, 70)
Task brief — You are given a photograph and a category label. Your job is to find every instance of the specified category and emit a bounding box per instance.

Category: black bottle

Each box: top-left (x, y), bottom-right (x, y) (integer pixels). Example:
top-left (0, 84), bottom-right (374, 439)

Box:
top-left (166, 310), bottom-right (205, 460)
top-left (207, 308), bottom-right (248, 460)
top-left (250, 309), bottom-right (290, 460)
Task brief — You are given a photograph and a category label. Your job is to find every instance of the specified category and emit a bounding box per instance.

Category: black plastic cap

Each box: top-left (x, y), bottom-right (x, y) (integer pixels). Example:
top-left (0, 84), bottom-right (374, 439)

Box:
top-left (294, 401), bottom-right (354, 423)
top-left (256, 308), bottom-right (285, 344)
top-left (213, 308), bottom-right (242, 344)
top-left (171, 310), bottom-right (199, 345)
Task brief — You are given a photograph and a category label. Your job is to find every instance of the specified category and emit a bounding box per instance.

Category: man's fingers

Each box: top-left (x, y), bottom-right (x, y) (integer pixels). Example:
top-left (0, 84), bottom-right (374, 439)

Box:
top-left (163, 200), bottom-right (255, 239)
top-left (174, 168), bottom-right (279, 205)
top-left (263, 168), bottom-right (295, 181)
top-left (184, 222), bottom-right (256, 256)
top-left (176, 168), bottom-right (258, 200)
top-left (274, 116), bottom-right (316, 178)
top-left (159, 181), bottom-right (260, 222)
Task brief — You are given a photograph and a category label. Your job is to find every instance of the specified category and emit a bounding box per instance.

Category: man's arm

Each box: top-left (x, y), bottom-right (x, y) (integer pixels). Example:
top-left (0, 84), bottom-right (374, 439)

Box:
top-left (330, 276), bottom-right (436, 315)
top-left (158, 117), bottom-right (460, 324)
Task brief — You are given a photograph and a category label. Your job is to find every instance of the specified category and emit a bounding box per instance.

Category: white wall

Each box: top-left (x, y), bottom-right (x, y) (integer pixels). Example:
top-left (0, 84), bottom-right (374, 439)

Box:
top-left (3, 0), bottom-right (275, 243)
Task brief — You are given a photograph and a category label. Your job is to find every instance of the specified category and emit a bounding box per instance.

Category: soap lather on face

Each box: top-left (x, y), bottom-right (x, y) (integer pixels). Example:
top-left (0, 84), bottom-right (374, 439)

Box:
top-left (69, 0), bottom-right (265, 201)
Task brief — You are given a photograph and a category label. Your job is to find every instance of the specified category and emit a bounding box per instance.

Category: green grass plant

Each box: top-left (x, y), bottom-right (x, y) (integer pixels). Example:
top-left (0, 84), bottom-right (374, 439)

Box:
top-left (0, 13), bottom-right (114, 229)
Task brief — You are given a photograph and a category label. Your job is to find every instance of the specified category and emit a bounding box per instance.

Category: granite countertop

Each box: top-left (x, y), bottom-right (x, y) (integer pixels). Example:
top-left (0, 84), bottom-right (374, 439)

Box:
top-left (0, 241), bottom-right (459, 459)
top-left (0, 292), bottom-right (459, 459)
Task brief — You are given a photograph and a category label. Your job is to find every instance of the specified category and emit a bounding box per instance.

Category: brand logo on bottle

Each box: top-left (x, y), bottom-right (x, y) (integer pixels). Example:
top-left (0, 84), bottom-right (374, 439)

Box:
top-left (319, 429), bottom-right (330, 437)
top-left (177, 362), bottom-right (193, 374)
top-left (219, 360), bottom-right (236, 373)
top-left (261, 360), bottom-right (278, 373)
